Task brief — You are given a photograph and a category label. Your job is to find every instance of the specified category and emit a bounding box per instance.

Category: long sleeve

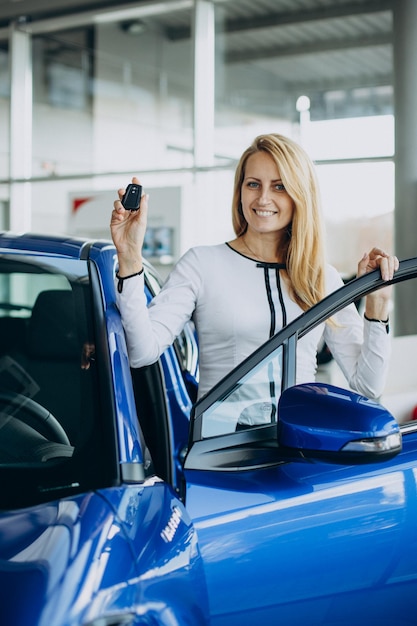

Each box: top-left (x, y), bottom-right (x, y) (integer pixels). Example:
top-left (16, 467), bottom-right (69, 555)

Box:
top-left (116, 248), bottom-right (202, 368)
top-left (323, 267), bottom-right (391, 399)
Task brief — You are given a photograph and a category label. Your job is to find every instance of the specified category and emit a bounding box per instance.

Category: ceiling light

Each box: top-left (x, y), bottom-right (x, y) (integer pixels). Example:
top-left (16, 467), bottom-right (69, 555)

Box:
top-left (120, 19), bottom-right (146, 35)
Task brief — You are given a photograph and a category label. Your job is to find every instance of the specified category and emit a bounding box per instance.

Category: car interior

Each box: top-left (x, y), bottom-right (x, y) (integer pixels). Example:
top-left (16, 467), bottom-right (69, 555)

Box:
top-left (0, 254), bottom-right (187, 503)
top-left (0, 256), bottom-right (123, 509)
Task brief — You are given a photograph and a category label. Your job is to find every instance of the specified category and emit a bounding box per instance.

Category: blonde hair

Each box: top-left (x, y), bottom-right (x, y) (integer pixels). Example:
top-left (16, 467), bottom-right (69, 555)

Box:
top-left (232, 133), bottom-right (326, 310)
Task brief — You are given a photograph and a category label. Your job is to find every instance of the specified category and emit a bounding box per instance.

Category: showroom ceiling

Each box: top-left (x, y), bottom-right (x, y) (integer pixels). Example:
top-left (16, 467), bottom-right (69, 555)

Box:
top-left (0, 0), bottom-right (394, 118)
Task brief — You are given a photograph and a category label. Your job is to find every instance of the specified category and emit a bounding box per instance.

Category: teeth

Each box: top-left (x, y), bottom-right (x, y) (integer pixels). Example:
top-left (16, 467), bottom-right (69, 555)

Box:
top-left (255, 210), bottom-right (275, 216)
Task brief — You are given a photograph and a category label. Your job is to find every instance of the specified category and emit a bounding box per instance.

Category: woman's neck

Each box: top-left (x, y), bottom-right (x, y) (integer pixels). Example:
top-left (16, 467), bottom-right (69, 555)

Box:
top-left (239, 232), bottom-right (285, 264)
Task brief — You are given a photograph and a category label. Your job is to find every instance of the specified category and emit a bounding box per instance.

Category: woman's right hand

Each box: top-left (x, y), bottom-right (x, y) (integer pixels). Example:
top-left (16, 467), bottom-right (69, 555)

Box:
top-left (110, 176), bottom-right (148, 275)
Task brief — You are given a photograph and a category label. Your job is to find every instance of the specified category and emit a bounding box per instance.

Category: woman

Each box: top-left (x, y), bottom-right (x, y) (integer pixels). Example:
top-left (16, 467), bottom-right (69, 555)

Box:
top-left (110, 133), bottom-right (398, 408)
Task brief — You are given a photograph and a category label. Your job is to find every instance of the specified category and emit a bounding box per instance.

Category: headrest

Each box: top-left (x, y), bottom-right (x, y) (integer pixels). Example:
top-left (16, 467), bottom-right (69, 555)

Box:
top-left (27, 290), bottom-right (79, 360)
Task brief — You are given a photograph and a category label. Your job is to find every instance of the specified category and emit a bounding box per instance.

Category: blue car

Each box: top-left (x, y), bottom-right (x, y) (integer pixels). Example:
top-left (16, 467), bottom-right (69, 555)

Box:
top-left (0, 232), bottom-right (416, 626)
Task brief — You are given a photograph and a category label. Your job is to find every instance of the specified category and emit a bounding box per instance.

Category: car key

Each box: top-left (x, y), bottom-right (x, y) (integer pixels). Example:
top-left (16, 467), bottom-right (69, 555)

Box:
top-left (121, 183), bottom-right (142, 211)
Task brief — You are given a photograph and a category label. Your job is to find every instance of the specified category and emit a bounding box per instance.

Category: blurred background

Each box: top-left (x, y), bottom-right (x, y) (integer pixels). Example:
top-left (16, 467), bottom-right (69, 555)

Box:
top-left (0, 0), bottom-right (415, 333)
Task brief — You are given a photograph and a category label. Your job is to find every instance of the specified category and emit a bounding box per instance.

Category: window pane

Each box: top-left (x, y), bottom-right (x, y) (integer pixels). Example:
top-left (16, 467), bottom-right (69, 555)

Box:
top-left (200, 346), bottom-right (283, 438)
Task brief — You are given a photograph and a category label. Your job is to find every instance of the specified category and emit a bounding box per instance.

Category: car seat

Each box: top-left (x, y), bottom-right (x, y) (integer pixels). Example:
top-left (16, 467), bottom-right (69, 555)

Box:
top-left (14, 290), bottom-right (86, 445)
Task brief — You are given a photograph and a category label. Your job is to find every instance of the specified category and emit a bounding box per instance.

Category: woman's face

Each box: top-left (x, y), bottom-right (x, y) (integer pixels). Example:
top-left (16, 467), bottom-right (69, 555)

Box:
top-left (240, 151), bottom-right (294, 236)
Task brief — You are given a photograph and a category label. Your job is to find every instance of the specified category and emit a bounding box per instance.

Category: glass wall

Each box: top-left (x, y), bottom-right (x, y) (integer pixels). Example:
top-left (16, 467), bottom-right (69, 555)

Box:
top-left (212, 0), bottom-right (394, 277)
top-left (25, 9), bottom-right (195, 241)
top-left (2, 1), bottom-right (395, 278)
top-left (31, 13), bottom-right (194, 177)
top-left (308, 116), bottom-right (394, 277)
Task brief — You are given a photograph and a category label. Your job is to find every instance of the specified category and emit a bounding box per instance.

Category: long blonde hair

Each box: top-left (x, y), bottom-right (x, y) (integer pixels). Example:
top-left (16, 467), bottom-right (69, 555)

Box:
top-left (232, 133), bottom-right (326, 310)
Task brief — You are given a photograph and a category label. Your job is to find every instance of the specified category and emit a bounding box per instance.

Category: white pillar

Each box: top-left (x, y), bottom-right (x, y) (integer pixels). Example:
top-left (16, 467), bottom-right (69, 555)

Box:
top-left (9, 23), bottom-right (32, 231)
top-left (193, 0), bottom-right (215, 168)
top-left (189, 0), bottom-right (218, 244)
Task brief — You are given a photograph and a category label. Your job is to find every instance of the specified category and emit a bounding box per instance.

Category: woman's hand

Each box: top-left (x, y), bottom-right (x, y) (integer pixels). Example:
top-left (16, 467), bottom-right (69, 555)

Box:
top-left (110, 176), bottom-right (148, 275)
top-left (357, 247), bottom-right (398, 282)
top-left (357, 247), bottom-right (399, 320)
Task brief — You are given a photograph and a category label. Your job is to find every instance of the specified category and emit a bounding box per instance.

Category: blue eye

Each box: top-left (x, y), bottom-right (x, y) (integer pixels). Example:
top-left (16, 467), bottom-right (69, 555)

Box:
top-left (276, 183), bottom-right (286, 191)
top-left (247, 181), bottom-right (259, 188)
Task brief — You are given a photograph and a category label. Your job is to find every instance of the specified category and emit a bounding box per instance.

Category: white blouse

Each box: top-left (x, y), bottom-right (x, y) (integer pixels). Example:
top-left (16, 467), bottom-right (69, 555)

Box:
top-left (116, 243), bottom-right (390, 400)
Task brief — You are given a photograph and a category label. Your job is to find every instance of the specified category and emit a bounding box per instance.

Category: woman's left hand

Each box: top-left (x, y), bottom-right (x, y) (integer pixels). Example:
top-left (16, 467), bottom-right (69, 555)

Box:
top-left (357, 247), bottom-right (399, 282)
top-left (357, 247), bottom-right (399, 319)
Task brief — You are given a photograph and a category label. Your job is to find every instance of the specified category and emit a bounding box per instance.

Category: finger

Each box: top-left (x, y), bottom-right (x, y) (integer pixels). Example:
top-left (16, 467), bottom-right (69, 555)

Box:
top-left (111, 206), bottom-right (127, 225)
top-left (118, 192), bottom-right (148, 225)
top-left (356, 252), bottom-right (369, 277)
top-left (368, 247), bottom-right (388, 260)
top-left (139, 192), bottom-right (149, 212)
top-left (378, 256), bottom-right (390, 281)
top-left (378, 254), bottom-right (399, 280)
top-left (376, 255), bottom-right (396, 281)
top-left (386, 255), bottom-right (399, 279)
top-left (113, 198), bottom-right (125, 213)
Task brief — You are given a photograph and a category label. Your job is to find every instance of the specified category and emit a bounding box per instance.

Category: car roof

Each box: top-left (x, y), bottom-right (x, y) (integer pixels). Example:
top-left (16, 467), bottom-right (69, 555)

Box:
top-left (0, 231), bottom-right (112, 259)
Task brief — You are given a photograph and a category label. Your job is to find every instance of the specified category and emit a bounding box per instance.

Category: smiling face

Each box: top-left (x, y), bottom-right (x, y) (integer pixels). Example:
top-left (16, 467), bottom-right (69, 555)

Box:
top-left (240, 151), bottom-right (294, 236)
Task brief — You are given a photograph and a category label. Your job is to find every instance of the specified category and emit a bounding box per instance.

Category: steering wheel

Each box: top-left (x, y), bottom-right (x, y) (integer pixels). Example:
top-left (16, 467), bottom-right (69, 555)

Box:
top-left (0, 392), bottom-right (70, 445)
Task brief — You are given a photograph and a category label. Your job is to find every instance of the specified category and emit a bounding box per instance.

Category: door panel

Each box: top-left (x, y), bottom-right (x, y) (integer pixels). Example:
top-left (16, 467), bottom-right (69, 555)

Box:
top-left (185, 441), bottom-right (417, 625)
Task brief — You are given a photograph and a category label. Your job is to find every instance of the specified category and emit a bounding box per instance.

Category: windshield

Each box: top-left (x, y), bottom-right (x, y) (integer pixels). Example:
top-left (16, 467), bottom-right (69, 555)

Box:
top-left (0, 253), bottom-right (116, 509)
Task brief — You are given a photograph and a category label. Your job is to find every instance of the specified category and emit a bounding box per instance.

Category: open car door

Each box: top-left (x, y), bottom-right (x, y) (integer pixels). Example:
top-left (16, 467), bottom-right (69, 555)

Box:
top-left (183, 258), bottom-right (417, 626)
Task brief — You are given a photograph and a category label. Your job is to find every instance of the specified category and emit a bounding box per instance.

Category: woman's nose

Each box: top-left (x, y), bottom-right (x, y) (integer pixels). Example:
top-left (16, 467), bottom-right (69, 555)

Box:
top-left (258, 188), bottom-right (271, 205)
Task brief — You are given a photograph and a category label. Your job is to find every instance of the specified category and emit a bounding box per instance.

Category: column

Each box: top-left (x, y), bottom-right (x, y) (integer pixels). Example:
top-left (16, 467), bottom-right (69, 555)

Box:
top-left (393, 0), bottom-right (417, 335)
top-left (9, 23), bottom-right (32, 231)
top-left (193, 0), bottom-right (215, 168)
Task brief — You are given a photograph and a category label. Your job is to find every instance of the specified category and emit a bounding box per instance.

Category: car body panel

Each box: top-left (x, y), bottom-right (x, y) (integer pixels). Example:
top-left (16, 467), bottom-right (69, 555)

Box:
top-left (2, 232), bottom-right (417, 625)
top-left (185, 444), bottom-right (417, 625)
top-left (0, 485), bottom-right (208, 626)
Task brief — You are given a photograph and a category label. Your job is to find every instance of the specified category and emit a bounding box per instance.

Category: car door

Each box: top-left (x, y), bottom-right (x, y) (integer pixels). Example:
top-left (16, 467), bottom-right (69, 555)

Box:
top-left (183, 257), bottom-right (417, 626)
top-left (87, 244), bottom-right (213, 621)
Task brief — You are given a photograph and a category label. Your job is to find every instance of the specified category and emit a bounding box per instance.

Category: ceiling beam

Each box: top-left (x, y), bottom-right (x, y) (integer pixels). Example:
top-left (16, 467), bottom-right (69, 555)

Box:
top-left (166, 0), bottom-right (393, 40)
top-left (0, 0), bottom-right (192, 40)
top-left (222, 71), bottom-right (393, 101)
top-left (285, 72), bottom-right (393, 93)
top-left (226, 33), bottom-right (392, 64)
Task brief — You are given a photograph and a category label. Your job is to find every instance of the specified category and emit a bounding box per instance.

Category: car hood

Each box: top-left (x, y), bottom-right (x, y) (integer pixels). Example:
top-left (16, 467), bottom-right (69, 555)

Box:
top-left (0, 491), bottom-right (135, 626)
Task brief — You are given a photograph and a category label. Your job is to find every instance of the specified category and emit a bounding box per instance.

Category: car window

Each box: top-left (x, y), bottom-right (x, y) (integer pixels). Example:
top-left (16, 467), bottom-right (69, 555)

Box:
top-left (0, 254), bottom-right (117, 509)
top-left (197, 346), bottom-right (284, 439)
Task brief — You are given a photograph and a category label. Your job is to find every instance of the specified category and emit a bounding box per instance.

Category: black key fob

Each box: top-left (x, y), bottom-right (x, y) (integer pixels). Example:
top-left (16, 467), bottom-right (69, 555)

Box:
top-left (121, 183), bottom-right (142, 211)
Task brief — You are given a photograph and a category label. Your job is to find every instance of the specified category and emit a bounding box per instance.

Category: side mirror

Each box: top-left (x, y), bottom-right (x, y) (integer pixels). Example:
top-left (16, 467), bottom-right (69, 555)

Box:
top-left (278, 383), bottom-right (401, 464)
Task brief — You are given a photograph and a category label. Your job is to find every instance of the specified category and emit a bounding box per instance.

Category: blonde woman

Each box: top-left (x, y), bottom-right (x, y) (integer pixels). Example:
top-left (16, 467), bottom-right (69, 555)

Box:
top-left (110, 133), bottom-right (398, 414)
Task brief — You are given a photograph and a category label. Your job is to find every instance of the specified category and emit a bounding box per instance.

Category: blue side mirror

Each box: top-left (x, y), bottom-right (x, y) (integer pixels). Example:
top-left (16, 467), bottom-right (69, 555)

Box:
top-left (277, 383), bottom-right (401, 464)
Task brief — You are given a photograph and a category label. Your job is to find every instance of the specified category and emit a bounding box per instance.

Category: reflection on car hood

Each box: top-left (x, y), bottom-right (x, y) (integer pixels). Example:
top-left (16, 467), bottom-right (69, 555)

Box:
top-left (0, 492), bottom-right (126, 626)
